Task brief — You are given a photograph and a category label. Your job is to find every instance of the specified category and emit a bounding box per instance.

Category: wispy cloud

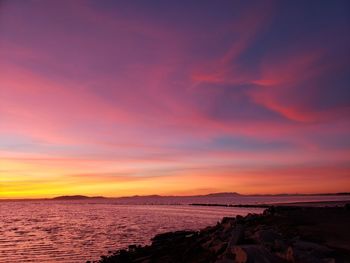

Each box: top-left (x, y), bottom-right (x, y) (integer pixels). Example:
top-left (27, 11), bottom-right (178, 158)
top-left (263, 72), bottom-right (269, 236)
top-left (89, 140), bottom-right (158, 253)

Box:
top-left (0, 0), bottom-right (349, 197)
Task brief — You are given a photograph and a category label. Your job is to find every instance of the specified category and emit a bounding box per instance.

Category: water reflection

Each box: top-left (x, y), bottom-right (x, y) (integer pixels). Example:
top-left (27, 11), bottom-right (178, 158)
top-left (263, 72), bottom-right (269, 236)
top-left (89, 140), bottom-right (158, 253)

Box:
top-left (0, 201), bottom-right (262, 263)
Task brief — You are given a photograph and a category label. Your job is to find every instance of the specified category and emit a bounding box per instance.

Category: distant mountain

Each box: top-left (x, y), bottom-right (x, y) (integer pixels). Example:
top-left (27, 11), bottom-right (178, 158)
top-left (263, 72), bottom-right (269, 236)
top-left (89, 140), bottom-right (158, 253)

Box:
top-left (47, 191), bottom-right (350, 202)
top-left (50, 192), bottom-right (243, 202)
top-left (128, 195), bottom-right (162, 198)
top-left (52, 195), bottom-right (105, 200)
top-left (111, 192), bottom-right (243, 200)
top-left (201, 192), bottom-right (242, 197)
top-left (116, 193), bottom-right (242, 199)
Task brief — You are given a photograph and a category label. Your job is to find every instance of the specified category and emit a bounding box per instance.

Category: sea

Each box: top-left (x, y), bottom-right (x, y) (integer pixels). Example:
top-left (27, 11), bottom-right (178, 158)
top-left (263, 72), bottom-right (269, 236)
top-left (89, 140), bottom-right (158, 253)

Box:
top-left (0, 195), bottom-right (349, 263)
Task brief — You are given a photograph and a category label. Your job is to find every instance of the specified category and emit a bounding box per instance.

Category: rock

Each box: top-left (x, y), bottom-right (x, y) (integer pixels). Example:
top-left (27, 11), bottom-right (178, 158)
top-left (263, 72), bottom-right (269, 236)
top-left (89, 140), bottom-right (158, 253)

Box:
top-left (215, 259), bottom-right (234, 263)
top-left (253, 229), bottom-right (287, 252)
top-left (285, 242), bottom-right (334, 263)
top-left (235, 215), bottom-right (245, 223)
top-left (128, 244), bottom-right (138, 252)
top-left (345, 203), bottom-right (350, 210)
top-left (244, 213), bottom-right (259, 223)
top-left (221, 217), bottom-right (235, 235)
top-left (263, 206), bottom-right (276, 216)
top-left (254, 229), bottom-right (282, 244)
top-left (285, 246), bottom-right (294, 262)
top-left (151, 230), bottom-right (195, 246)
top-left (229, 225), bottom-right (245, 246)
top-left (274, 238), bottom-right (288, 252)
top-left (233, 246), bottom-right (248, 263)
top-left (201, 237), bottom-right (214, 249)
top-left (293, 240), bottom-right (332, 255)
top-left (133, 255), bottom-right (151, 263)
top-left (222, 217), bottom-right (236, 225)
top-left (96, 206), bottom-right (350, 263)
top-left (221, 224), bottom-right (245, 258)
top-left (209, 241), bottom-right (227, 255)
top-left (232, 245), bottom-right (285, 263)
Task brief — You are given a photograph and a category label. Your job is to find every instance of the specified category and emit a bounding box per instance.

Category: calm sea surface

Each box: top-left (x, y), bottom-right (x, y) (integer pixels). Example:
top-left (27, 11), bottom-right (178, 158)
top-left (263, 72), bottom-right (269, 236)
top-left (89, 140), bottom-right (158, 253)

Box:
top-left (0, 195), bottom-right (349, 263)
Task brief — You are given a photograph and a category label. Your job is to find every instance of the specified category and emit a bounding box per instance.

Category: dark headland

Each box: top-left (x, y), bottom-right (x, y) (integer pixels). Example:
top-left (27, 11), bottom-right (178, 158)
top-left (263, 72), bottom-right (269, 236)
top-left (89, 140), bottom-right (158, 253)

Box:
top-left (52, 195), bottom-right (106, 200)
top-left (2, 192), bottom-right (349, 202)
top-left (91, 204), bottom-right (350, 263)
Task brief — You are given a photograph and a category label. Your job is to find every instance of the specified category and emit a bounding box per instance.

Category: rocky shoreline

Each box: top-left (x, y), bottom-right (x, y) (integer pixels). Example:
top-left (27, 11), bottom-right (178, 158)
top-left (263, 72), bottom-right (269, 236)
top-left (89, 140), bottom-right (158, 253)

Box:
top-left (91, 205), bottom-right (350, 263)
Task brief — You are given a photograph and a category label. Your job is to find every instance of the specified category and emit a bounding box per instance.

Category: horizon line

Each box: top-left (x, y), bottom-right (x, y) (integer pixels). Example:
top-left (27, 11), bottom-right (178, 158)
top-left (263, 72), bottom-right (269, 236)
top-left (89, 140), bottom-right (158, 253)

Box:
top-left (1, 191), bottom-right (350, 201)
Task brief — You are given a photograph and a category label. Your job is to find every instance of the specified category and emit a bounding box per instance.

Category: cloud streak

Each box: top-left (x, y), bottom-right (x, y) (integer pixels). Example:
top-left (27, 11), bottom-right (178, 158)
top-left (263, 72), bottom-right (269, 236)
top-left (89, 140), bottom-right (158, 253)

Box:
top-left (0, 0), bottom-right (349, 197)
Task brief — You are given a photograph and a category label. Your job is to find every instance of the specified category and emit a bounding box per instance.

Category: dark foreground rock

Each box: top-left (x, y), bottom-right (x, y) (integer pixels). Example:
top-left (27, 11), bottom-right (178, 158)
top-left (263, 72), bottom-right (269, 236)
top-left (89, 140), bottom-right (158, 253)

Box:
top-left (92, 205), bottom-right (350, 263)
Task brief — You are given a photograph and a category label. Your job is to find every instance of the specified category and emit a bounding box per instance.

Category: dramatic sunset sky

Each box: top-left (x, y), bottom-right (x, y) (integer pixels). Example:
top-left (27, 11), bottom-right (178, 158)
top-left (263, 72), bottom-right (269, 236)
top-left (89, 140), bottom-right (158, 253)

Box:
top-left (0, 0), bottom-right (349, 198)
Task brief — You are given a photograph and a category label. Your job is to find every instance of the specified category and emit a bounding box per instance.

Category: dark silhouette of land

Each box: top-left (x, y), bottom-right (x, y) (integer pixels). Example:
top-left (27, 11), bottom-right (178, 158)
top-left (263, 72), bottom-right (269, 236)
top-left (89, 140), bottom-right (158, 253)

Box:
top-left (52, 195), bottom-right (106, 200)
top-left (51, 192), bottom-right (350, 200)
top-left (190, 200), bottom-right (350, 208)
top-left (94, 204), bottom-right (350, 263)
top-left (1, 192), bottom-right (350, 202)
top-left (2, 192), bottom-right (349, 206)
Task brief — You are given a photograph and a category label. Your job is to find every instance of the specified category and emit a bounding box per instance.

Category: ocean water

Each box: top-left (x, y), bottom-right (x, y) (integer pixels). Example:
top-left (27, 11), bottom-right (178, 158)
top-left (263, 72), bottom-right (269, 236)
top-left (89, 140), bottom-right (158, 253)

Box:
top-left (0, 201), bottom-right (262, 263)
top-left (0, 195), bottom-right (349, 263)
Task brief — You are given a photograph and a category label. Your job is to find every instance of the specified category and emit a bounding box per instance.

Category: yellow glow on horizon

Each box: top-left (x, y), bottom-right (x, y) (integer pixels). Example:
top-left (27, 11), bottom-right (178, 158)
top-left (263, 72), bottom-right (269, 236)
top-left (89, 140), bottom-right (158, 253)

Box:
top-left (1, 158), bottom-right (350, 199)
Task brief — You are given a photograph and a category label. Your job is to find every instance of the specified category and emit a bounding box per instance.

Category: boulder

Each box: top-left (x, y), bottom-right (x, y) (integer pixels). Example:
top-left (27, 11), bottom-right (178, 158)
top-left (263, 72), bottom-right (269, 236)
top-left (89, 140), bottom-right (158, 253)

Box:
top-left (285, 242), bottom-right (334, 263)
top-left (253, 229), bottom-right (287, 252)
top-left (231, 245), bottom-right (286, 263)
top-left (228, 225), bottom-right (245, 246)
top-left (254, 229), bottom-right (283, 244)
top-left (215, 259), bottom-right (234, 263)
top-left (293, 241), bottom-right (332, 256)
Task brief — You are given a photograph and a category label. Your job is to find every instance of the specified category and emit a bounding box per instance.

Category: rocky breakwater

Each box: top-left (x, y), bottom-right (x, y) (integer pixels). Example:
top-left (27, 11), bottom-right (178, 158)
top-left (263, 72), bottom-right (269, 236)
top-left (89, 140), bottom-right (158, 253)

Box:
top-left (93, 205), bottom-right (350, 263)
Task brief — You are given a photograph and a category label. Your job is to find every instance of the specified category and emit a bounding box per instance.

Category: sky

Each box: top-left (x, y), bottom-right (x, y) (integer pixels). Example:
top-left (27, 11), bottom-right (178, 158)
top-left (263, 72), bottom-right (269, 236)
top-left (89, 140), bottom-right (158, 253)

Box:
top-left (0, 0), bottom-right (349, 198)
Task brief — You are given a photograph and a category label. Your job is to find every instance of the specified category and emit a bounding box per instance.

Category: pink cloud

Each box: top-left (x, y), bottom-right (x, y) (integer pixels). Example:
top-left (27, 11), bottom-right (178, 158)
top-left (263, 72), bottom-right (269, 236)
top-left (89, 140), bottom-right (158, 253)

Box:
top-left (1, 0), bottom-right (349, 196)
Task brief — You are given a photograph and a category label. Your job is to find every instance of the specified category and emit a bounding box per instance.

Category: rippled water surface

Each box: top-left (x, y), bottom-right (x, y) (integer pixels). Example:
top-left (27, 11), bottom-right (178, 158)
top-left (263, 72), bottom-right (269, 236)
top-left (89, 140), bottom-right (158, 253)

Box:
top-left (0, 201), bottom-right (263, 263)
top-left (1, 195), bottom-right (349, 263)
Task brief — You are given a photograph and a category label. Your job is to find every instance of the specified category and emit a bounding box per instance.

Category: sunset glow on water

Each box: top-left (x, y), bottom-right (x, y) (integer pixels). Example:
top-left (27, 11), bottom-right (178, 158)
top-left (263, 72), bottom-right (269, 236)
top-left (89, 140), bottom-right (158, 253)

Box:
top-left (1, 195), bottom-right (350, 263)
top-left (0, 201), bottom-right (262, 263)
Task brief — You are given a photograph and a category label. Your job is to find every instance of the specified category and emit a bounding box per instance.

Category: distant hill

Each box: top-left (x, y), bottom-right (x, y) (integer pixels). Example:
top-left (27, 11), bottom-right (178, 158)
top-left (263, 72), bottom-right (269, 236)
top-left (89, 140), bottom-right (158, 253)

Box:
top-left (43, 192), bottom-right (350, 202)
top-left (52, 195), bottom-right (105, 200)
top-left (201, 192), bottom-right (241, 197)
top-left (115, 192), bottom-right (242, 199)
